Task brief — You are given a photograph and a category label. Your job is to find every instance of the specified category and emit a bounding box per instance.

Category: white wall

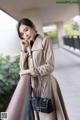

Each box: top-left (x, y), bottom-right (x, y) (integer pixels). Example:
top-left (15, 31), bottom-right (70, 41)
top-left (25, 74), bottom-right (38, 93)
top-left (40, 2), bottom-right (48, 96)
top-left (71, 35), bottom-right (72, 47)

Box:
top-left (0, 10), bottom-right (20, 57)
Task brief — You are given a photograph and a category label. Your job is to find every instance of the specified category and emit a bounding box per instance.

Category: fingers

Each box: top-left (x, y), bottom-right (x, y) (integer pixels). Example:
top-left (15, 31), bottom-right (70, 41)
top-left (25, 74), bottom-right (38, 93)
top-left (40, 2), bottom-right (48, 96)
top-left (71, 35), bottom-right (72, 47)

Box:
top-left (20, 40), bottom-right (29, 52)
top-left (21, 40), bottom-right (29, 47)
top-left (22, 41), bottom-right (25, 45)
top-left (19, 70), bottom-right (27, 76)
top-left (19, 71), bottom-right (24, 76)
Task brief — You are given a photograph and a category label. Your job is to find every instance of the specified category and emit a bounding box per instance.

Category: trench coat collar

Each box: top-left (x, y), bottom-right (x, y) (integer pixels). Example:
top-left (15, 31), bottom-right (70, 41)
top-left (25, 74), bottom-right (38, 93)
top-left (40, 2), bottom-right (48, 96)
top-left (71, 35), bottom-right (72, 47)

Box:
top-left (31, 35), bottom-right (43, 51)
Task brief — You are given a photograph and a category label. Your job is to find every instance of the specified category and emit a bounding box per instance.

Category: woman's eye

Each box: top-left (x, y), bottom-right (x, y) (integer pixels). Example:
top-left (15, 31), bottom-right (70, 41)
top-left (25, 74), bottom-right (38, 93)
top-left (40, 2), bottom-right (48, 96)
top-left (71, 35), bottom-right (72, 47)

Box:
top-left (25, 28), bottom-right (28, 32)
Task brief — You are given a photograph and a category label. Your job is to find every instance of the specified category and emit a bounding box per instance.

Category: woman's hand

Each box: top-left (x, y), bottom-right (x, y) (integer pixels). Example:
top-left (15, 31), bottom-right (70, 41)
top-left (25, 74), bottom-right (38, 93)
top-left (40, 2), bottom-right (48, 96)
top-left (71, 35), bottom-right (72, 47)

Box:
top-left (19, 70), bottom-right (28, 76)
top-left (20, 40), bottom-right (29, 52)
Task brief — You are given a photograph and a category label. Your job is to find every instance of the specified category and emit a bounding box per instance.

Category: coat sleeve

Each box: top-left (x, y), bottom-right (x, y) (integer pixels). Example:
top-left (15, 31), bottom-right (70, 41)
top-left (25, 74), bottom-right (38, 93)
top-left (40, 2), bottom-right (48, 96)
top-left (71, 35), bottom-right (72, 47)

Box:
top-left (19, 51), bottom-right (29, 70)
top-left (26, 37), bottom-right (54, 77)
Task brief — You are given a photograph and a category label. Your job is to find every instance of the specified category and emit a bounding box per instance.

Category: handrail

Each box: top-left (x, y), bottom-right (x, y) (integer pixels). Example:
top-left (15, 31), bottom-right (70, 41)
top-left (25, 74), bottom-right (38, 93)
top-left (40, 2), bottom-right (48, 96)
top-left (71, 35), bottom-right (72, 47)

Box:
top-left (6, 75), bottom-right (30, 120)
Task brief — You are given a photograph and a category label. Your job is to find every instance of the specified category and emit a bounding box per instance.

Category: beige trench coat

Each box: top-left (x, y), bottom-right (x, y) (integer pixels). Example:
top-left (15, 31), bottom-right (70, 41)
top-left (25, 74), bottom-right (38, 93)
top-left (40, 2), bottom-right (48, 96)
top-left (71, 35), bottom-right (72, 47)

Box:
top-left (20, 35), bottom-right (69, 120)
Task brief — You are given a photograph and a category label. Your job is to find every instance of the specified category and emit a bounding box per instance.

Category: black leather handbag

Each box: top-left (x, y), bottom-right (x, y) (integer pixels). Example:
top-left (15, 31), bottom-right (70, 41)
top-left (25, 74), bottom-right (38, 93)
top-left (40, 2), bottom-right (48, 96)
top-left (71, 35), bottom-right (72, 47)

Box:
top-left (31, 96), bottom-right (54, 113)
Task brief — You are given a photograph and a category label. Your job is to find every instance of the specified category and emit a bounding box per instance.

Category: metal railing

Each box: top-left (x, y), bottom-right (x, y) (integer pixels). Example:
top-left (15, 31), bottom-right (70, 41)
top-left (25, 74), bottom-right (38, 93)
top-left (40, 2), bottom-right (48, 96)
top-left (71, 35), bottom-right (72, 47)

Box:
top-left (63, 36), bottom-right (80, 50)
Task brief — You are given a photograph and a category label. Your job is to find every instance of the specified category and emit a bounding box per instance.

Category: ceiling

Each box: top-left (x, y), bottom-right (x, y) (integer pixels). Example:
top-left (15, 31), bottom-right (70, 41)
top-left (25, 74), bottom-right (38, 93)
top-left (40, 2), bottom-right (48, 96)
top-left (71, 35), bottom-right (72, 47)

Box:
top-left (0, 0), bottom-right (79, 25)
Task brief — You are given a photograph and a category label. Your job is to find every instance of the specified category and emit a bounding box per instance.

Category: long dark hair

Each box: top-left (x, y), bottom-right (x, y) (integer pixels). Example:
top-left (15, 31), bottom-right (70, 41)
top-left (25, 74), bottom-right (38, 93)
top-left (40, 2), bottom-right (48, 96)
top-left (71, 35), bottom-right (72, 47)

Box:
top-left (17, 18), bottom-right (36, 39)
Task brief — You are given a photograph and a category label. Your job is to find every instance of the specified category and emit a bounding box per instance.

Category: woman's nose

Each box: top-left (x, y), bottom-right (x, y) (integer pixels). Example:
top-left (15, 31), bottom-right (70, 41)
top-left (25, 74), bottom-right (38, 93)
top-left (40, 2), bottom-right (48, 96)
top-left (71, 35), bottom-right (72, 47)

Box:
top-left (24, 33), bottom-right (28, 38)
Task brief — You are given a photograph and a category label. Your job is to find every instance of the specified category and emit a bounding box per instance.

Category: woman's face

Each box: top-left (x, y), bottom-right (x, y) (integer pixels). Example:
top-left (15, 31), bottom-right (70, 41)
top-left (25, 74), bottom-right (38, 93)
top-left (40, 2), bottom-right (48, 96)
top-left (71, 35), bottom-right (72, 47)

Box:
top-left (19, 24), bottom-right (36, 43)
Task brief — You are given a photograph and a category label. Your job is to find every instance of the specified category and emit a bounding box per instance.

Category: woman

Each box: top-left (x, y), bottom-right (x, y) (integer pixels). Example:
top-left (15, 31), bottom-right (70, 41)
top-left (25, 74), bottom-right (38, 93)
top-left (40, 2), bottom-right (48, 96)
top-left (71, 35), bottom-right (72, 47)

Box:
top-left (17, 18), bottom-right (69, 120)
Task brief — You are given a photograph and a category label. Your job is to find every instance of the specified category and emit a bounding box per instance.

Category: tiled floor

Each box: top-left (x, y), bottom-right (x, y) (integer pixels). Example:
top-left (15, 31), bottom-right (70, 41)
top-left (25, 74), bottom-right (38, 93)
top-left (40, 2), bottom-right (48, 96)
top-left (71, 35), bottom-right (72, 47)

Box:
top-left (54, 48), bottom-right (80, 120)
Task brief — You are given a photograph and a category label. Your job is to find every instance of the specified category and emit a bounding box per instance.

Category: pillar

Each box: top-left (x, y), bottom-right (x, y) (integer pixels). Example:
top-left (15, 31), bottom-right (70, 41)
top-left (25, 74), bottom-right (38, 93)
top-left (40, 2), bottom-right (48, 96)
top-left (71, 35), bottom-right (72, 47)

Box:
top-left (56, 21), bottom-right (65, 47)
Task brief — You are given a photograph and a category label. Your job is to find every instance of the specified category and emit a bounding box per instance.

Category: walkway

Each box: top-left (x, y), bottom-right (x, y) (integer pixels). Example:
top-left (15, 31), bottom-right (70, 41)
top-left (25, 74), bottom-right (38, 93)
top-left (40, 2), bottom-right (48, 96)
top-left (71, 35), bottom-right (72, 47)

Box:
top-left (54, 48), bottom-right (80, 120)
